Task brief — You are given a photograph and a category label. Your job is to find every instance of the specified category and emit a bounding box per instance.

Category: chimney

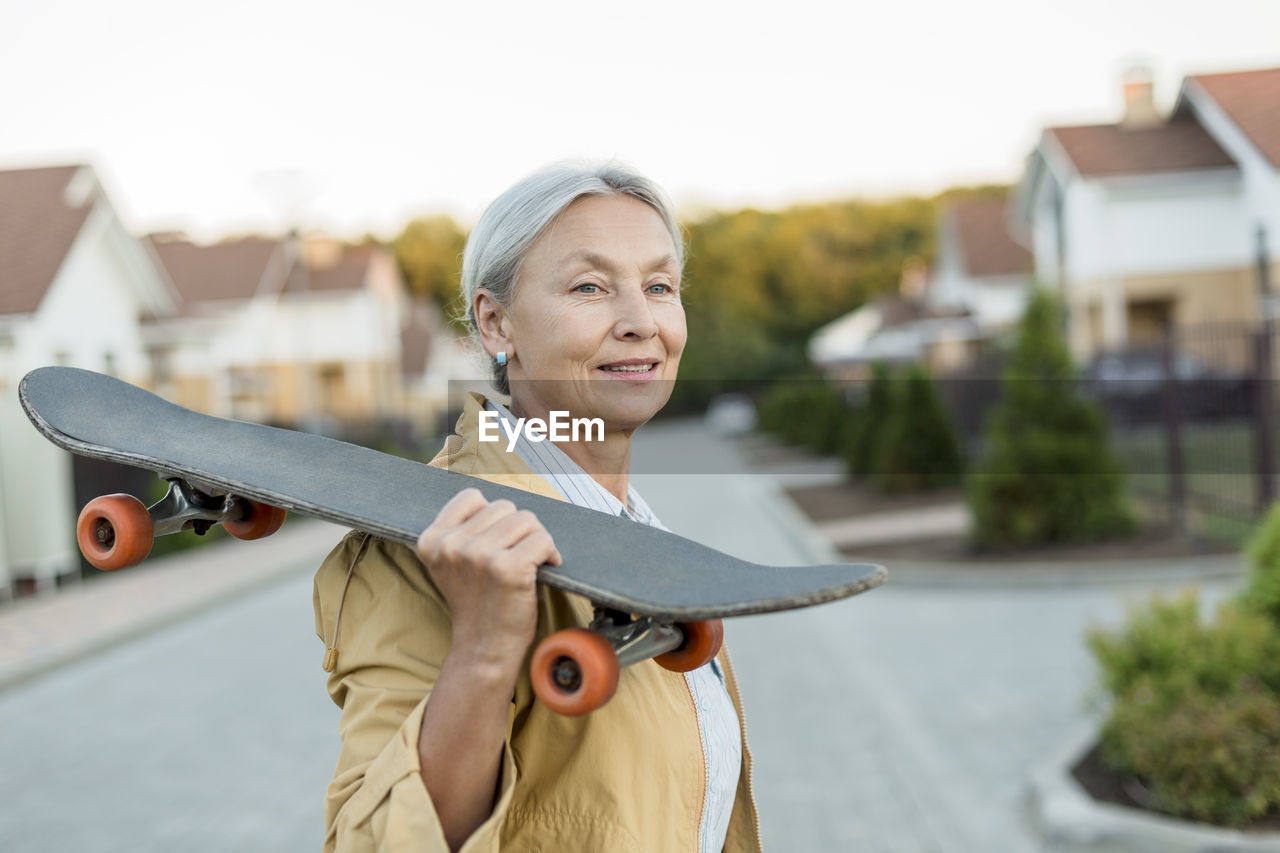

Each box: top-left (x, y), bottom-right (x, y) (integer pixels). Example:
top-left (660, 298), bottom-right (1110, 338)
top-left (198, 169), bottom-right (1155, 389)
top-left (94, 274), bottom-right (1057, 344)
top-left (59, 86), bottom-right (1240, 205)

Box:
top-left (900, 256), bottom-right (927, 302)
top-left (1121, 66), bottom-right (1160, 129)
top-left (301, 233), bottom-right (343, 270)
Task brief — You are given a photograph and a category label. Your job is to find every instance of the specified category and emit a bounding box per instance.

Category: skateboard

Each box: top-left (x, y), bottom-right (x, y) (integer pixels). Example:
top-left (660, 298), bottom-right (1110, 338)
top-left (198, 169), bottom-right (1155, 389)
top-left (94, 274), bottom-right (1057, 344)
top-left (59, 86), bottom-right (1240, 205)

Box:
top-left (19, 366), bottom-right (886, 715)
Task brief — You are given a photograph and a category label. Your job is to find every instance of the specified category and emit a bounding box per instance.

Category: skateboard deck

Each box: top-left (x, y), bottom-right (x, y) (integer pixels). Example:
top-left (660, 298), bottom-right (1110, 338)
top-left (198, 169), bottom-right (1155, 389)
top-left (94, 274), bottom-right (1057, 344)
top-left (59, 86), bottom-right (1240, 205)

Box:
top-left (20, 366), bottom-right (885, 621)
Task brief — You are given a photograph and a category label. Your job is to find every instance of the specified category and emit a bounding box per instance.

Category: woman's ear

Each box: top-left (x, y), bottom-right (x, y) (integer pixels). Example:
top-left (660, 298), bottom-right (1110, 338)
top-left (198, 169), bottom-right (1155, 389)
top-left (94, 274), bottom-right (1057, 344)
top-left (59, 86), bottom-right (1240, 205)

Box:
top-left (473, 289), bottom-right (513, 359)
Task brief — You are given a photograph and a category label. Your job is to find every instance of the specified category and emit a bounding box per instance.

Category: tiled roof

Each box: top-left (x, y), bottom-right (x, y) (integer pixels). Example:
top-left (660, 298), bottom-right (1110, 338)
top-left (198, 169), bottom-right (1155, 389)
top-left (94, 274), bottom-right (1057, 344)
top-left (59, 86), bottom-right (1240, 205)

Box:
top-left (1047, 116), bottom-right (1236, 177)
top-left (293, 246), bottom-right (372, 293)
top-left (1190, 67), bottom-right (1280, 168)
top-left (148, 236), bottom-right (282, 304)
top-left (0, 165), bottom-right (95, 316)
top-left (949, 197), bottom-right (1030, 278)
top-left (150, 236), bottom-right (379, 306)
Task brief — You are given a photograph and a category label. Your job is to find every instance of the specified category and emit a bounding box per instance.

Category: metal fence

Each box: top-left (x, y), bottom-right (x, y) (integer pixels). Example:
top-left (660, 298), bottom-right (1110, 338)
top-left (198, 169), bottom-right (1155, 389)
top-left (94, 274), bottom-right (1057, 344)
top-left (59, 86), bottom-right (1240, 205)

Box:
top-left (1084, 320), bottom-right (1277, 538)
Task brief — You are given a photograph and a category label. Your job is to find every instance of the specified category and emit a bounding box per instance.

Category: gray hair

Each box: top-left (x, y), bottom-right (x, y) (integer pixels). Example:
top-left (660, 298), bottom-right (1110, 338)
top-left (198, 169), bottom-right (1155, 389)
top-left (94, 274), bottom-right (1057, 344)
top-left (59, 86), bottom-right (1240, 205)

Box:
top-left (460, 162), bottom-right (684, 395)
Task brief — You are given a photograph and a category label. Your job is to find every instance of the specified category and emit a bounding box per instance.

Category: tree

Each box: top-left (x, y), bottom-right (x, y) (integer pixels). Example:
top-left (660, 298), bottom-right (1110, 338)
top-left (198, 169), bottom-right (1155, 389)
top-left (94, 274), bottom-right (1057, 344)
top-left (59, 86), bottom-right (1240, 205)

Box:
top-left (843, 362), bottom-right (894, 478)
top-left (392, 215), bottom-right (468, 322)
top-left (968, 288), bottom-right (1134, 548)
top-left (873, 364), bottom-right (964, 492)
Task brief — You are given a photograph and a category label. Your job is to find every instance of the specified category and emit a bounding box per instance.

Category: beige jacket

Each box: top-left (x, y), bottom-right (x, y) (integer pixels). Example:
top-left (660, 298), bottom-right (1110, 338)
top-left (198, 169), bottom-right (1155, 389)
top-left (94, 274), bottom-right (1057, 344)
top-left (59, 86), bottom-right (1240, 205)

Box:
top-left (313, 394), bottom-right (762, 852)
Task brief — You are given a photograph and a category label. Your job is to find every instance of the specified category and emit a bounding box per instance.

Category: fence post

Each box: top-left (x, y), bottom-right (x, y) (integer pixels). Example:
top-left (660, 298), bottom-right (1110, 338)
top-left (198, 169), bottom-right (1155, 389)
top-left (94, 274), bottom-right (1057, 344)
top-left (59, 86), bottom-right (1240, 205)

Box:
top-left (1255, 321), bottom-right (1277, 511)
top-left (1161, 328), bottom-right (1186, 534)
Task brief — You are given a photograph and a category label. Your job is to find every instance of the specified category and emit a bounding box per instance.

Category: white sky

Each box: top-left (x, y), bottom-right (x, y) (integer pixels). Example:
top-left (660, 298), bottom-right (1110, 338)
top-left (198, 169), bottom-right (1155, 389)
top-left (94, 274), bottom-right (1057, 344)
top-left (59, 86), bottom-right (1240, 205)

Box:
top-left (2, 0), bottom-right (1278, 242)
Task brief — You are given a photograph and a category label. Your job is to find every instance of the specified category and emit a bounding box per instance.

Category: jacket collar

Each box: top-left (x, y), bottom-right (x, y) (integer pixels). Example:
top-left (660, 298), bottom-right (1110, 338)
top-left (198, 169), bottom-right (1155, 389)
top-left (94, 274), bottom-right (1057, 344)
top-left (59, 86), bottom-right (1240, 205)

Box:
top-left (428, 392), bottom-right (566, 502)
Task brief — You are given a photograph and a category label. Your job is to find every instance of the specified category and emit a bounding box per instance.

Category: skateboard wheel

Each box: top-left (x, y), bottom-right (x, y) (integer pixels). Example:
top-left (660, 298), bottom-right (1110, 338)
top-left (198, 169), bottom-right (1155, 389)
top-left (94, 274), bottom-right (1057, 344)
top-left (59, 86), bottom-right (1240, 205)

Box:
top-left (654, 619), bottom-right (724, 673)
top-left (76, 494), bottom-right (154, 571)
top-left (224, 499), bottom-right (288, 540)
top-left (530, 628), bottom-right (620, 716)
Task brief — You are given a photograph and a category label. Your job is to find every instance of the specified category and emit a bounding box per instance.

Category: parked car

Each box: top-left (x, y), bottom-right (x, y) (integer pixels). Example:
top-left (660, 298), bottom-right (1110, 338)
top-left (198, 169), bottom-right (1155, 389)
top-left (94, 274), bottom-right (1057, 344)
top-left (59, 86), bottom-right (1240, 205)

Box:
top-left (705, 393), bottom-right (757, 436)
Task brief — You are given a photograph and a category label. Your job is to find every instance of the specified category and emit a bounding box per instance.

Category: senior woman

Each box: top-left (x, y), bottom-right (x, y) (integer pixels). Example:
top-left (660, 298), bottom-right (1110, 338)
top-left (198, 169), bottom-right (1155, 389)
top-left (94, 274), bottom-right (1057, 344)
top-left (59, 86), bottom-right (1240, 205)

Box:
top-left (313, 164), bottom-right (759, 852)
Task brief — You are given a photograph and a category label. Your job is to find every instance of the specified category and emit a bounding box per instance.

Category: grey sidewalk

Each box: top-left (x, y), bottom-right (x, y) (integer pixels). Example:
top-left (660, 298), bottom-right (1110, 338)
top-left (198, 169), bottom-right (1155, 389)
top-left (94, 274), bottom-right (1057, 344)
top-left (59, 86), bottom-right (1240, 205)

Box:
top-left (0, 517), bottom-right (345, 691)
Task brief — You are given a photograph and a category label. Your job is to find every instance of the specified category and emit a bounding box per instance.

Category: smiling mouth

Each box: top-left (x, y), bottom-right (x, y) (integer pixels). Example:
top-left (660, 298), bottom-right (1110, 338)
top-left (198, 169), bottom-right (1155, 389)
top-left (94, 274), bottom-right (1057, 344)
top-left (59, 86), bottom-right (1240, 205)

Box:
top-left (599, 363), bottom-right (658, 374)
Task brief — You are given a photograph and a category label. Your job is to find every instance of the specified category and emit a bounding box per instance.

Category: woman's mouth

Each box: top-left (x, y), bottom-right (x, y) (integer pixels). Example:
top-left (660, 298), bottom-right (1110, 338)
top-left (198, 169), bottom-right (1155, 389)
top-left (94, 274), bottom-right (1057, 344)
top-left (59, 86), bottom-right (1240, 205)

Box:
top-left (598, 361), bottom-right (659, 379)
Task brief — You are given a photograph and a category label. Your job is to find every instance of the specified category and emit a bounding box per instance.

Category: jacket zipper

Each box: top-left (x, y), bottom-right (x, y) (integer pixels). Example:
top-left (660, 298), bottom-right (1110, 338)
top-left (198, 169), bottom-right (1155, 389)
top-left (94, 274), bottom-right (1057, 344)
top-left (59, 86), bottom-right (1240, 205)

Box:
top-left (720, 647), bottom-right (763, 852)
top-left (682, 669), bottom-right (710, 851)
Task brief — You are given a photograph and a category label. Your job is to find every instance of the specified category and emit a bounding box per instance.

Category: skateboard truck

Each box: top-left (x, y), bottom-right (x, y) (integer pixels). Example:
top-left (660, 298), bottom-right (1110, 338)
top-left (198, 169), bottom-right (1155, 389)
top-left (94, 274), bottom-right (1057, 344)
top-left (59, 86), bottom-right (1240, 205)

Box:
top-left (529, 606), bottom-right (724, 716)
top-left (75, 478), bottom-right (288, 571)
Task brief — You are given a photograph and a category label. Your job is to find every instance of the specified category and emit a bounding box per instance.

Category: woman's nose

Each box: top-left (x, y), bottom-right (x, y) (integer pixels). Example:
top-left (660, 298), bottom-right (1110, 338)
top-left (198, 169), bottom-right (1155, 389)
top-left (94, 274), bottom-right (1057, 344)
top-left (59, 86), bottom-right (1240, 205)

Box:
top-left (612, 284), bottom-right (659, 339)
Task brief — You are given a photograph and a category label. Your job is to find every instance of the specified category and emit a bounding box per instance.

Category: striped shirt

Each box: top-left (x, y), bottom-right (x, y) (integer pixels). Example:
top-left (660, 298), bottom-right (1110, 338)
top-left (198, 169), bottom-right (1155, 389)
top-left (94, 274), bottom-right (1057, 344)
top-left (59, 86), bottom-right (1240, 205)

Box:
top-left (484, 400), bottom-right (742, 853)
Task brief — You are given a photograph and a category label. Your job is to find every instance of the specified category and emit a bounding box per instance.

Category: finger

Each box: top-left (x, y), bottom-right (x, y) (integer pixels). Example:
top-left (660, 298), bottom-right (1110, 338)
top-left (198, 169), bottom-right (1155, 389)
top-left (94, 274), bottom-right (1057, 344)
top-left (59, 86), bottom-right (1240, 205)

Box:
top-left (417, 488), bottom-right (489, 555)
top-left (448, 498), bottom-right (521, 542)
top-left (506, 528), bottom-right (563, 570)
top-left (435, 488), bottom-right (491, 527)
top-left (474, 509), bottom-right (546, 552)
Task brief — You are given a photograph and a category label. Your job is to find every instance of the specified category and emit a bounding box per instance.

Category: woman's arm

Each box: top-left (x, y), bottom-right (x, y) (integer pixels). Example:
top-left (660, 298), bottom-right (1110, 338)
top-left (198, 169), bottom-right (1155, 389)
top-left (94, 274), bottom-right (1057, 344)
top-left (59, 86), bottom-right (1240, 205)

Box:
top-left (414, 488), bottom-right (561, 851)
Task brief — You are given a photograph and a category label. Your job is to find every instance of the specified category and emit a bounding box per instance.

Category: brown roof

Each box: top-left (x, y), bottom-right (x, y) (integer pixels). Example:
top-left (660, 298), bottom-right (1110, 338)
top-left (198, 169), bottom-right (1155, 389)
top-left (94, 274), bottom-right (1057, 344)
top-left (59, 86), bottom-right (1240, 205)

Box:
top-left (949, 197), bottom-right (1030, 278)
top-left (148, 236), bottom-right (282, 304)
top-left (1190, 67), bottom-right (1280, 168)
top-left (1047, 116), bottom-right (1236, 177)
top-left (290, 247), bottom-right (371, 294)
top-left (151, 235), bottom-right (379, 305)
top-left (0, 165), bottom-right (95, 316)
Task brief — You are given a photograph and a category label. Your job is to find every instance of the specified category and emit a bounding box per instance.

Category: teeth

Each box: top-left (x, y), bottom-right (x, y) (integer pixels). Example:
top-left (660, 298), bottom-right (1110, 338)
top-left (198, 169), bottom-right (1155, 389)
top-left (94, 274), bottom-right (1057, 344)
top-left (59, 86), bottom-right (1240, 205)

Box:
top-left (602, 364), bottom-right (654, 372)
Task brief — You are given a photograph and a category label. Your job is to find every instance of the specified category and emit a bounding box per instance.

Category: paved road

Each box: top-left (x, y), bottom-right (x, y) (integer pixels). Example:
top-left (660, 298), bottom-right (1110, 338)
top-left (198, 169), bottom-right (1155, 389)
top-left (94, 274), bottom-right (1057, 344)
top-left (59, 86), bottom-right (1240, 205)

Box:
top-left (0, 419), bottom-right (1248, 852)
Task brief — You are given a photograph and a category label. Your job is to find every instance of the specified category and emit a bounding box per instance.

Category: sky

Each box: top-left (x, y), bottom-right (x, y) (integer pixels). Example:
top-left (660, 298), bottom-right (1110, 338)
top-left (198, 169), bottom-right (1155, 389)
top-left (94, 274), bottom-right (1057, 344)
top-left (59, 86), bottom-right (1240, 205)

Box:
top-left (2, 0), bottom-right (1278, 242)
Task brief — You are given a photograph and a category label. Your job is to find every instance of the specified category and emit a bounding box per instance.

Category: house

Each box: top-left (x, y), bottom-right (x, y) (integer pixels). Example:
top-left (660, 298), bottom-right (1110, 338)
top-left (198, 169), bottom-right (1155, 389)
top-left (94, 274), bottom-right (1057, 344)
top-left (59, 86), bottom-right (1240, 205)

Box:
top-left (808, 193), bottom-right (1030, 379)
top-left (1011, 66), bottom-right (1280, 362)
top-left (928, 195), bottom-right (1033, 331)
top-left (0, 164), bottom-right (179, 592)
top-left (147, 234), bottom-right (412, 431)
top-left (807, 258), bottom-right (981, 380)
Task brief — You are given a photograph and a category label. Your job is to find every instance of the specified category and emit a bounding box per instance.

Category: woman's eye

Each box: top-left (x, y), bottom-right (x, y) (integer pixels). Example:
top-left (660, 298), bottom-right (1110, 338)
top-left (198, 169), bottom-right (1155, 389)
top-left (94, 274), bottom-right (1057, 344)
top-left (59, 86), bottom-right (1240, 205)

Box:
top-left (647, 283), bottom-right (673, 294)
top-left (574, 282), bottom-right (600, 294)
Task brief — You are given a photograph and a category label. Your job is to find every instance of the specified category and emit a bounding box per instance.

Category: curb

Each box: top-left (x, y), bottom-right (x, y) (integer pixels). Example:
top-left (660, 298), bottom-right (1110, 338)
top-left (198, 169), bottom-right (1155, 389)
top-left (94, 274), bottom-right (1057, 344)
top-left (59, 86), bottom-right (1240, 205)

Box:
top-left (1026, 724), bottom-right (1280, 852)
top-left (0, 518), bottom-right (345, 694)
top-left (745, 472), bottom-right (845, 566)
top-left (859, 553), bottom-right (1248, 589)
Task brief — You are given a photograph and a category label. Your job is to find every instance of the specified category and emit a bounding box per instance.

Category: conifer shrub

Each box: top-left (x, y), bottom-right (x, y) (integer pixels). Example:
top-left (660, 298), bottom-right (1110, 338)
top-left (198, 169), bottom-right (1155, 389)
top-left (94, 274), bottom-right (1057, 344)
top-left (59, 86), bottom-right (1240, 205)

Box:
top-left (755, 378), bottom-right (852, 454)
top-left (1087, 593), bottom-right (1280, 826)
top-left (872, 365), bottom-right (964, 492)
top-left (1243, 501), bottom-right (1280, 625)
top-left (842, 362), bottom-right (894, 479)
top-left (968, 289), bottom-right (1133, 548)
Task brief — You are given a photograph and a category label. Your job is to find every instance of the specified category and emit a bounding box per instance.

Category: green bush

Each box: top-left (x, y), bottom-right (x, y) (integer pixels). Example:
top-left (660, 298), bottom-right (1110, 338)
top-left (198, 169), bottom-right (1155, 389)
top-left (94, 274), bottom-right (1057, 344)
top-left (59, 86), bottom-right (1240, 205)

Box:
top-left (872, 365), bottom-right (964, 492)
top-left (843, 362), bottom-right (893, 478)
top-left (969, 289), bottom-right (1134, 549)
top-left (1244, 501), bottom-right (1280, 625)
top-left (1088, 594), bottom-right (1280, 826)
top-left (755, 379), bottom-right (853, 454)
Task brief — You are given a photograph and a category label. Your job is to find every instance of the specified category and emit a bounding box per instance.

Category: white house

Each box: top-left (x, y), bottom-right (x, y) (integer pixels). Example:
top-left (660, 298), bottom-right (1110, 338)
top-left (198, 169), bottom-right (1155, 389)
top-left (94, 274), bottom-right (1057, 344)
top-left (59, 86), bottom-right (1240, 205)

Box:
top-left (808, 196), bottom-right (1028, 378)
top-left (147, 234), bottom-right (412, 429)
top-left (928, 196), bottom-right (1033, 331)
top-left (1011, 67), bottom-right (1279, 360)
top-left (0, 164), bottom-right (179, 593)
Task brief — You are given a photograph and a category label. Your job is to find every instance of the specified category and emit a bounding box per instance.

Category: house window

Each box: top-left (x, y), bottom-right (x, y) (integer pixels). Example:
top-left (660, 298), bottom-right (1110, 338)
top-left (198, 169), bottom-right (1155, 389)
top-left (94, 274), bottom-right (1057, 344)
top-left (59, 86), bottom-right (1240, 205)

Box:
top-left (1127, 299), bottom-right (1174, 347)
top-left (149, 345), bottom-right (174, 386)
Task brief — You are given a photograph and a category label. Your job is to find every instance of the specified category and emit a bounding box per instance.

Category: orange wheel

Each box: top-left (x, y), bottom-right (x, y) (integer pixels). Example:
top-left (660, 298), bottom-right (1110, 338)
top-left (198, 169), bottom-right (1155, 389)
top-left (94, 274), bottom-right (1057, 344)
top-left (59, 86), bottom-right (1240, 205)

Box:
top-left (530, 628), bottom-right (620, 716)
top-left (76, 494), bottom-right (154, 571)
top-left (224, 499), bottom-right (288, 540)
top-left (655, 619), bottom-right (724, 672)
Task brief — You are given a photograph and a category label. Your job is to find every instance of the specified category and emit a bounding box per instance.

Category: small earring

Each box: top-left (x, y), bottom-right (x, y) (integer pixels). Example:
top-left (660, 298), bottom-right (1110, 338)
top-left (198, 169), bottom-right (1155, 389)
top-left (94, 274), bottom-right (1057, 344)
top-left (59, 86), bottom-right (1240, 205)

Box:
top-left (496, 351), bottom-right (507, 365)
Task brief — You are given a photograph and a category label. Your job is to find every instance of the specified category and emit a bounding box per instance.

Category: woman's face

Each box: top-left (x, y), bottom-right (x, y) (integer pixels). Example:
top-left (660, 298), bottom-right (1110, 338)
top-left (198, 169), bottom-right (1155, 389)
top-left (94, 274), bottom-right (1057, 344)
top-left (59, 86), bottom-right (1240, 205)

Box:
top-left (480, 193), bottom-right (686, 432)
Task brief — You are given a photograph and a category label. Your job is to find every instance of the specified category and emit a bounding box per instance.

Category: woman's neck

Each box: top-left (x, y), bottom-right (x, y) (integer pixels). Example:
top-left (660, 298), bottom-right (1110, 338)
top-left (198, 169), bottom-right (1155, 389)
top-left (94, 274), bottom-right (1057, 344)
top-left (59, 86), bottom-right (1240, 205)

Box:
top-left (507, 398), bottom-right (633, 505)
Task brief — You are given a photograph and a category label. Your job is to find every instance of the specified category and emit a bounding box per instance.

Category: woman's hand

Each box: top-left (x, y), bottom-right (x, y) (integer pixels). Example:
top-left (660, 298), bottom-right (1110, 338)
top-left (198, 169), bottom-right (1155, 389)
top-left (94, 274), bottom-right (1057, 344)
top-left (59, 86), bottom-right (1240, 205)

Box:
top-left (414, 488), bottom-right (561, 849)
top-left (416, 487), bottom-right (562, 681)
